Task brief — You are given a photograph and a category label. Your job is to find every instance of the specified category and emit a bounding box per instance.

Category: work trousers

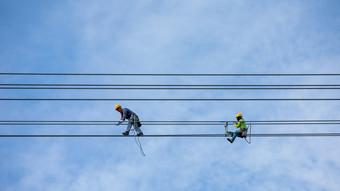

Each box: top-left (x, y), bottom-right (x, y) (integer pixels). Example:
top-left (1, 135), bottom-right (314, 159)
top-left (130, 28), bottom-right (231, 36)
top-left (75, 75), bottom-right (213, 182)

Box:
top-left (231, 130), bottom-right (243, 142)
top-left (126, 114), bottom-right (143, 134)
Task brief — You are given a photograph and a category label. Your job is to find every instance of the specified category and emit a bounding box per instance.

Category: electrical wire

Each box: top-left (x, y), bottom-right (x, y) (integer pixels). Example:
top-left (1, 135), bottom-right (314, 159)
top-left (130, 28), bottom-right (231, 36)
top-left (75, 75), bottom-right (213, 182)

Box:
top-left (1, 120), bottom-right (339, 123)
top-left (1, 122), bottom-right (340, 126)
top-left (1, 84), bottom-right (340, 90)
top-left (0, 133), bottom-right (339, 137)
top-left (2, 87), bottom-right (340, 90)
top-left (1, 73), bottom-right (340, 76)
top-left (2, 84), bottom-right (340, 86)
top-left (1, 98), bottom-right (339, 101)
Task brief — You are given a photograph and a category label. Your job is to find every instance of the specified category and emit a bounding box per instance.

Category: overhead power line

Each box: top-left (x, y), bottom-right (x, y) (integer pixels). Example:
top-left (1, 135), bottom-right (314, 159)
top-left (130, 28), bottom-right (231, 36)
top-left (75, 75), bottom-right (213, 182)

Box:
top-left (2, 84), bottom-right (340, 87)
top-left (1, 84), bottom-right (340, 90)
top-left (1, 87), bottom-right (340, 90)
top-left (1, 120), bottom-right (339, 123)
top-left (1, 121), bottom-right (340, 126)
top-left (1, 73), bottom-right (340, 76)
top-left (1, 123), bottom-right (339, 126)
top-left (0, 133), bottom-right (339, 138)
top-left (1, 98), bottom-right (339, 101)
top-left (1, 83), bottom-right (340, 90)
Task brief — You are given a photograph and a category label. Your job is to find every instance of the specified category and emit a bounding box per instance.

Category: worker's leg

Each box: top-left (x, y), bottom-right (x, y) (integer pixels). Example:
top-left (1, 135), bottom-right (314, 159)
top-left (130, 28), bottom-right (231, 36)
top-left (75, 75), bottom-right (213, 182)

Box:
top-left (231, 130), bottom-right (242, 142)
top-left (126, 119), bottom-right (132, 132)
top-left (133, 124), bottom-right (143, 134)
top-left (132, 115), bottom-right (143, 134)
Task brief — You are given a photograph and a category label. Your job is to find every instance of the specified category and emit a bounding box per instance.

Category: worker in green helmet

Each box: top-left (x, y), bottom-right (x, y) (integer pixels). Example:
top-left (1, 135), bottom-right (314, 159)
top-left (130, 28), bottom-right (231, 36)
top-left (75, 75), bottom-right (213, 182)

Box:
top-left (227, 113), bottom-right (247, 143)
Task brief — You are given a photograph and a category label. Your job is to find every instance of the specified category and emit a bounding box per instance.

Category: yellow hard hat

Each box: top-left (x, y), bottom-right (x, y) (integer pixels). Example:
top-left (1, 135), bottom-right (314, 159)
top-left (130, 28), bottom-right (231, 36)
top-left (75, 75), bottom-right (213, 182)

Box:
top-left (236, 113), bottom-right (243, 118)
top-left (115, 104), bottom-right (121, 110)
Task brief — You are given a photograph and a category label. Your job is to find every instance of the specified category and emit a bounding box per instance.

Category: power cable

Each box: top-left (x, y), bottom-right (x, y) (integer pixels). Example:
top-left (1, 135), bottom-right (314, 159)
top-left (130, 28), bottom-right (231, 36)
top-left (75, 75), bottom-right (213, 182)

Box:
top-left (1, 84), bottom-right (340, 90)
top-left (2, 84), bottom-right (340, 86)
top-left (1, 98), bottom-right (339, 101)
top-left (1, 122), bottom-right (340, 126)
top-left (0, 133), bottom-right (339, 137)
top-left (1, 120), bottom-right (339, 123)
top-left (1, 73), bottom-right (340, 76)
top-left (1, 87), bottom-right (340, 90)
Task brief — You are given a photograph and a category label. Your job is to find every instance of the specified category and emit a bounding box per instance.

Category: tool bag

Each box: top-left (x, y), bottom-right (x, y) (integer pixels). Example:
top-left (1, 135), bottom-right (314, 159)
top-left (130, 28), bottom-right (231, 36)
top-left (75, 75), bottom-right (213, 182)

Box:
top-left (131, 114), bottom-right (142, 127)
top-left (240, 123), bottom-right (247, 138)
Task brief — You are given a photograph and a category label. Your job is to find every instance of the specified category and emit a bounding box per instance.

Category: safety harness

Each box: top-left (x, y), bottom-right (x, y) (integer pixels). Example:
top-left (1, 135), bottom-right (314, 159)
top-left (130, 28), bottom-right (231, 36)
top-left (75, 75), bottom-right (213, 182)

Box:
top-left (224, 121), bottom-right (251, 144)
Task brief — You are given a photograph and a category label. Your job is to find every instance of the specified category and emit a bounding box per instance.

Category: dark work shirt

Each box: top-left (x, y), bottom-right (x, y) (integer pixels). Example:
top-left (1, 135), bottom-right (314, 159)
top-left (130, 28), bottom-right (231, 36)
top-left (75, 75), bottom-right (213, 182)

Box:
top-left (120, 108), bottom-right (136, 121)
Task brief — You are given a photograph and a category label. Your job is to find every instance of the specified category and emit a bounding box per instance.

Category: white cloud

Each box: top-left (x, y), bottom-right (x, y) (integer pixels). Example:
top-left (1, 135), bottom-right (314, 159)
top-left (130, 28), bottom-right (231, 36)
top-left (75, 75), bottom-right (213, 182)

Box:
top-left (1, 0), bottom-right (340, 191)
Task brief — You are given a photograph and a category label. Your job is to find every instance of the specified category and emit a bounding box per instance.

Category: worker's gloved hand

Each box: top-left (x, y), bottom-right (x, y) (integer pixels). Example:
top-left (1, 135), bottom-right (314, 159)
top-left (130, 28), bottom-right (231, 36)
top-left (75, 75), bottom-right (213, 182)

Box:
top-left (115, 121), bottom-right (122, 126)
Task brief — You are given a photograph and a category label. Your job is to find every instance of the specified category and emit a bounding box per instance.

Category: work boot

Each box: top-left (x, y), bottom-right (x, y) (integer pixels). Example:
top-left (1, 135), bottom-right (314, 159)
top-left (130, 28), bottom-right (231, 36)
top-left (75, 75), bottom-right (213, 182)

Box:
top-left (137, 132), bottom-right (144, 136)
top-left (227, 138), bottom-right (233, 143)
top-left (122, 131), bottom-right (129, 136)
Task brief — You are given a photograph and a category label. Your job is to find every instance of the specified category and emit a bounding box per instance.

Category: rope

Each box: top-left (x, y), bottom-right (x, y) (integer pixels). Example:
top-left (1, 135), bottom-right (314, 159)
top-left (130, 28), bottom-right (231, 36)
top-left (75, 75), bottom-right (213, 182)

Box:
top-left (133, 130), bottom-right (146, 157)
top-left (132, 117), bottom-right (145, 157)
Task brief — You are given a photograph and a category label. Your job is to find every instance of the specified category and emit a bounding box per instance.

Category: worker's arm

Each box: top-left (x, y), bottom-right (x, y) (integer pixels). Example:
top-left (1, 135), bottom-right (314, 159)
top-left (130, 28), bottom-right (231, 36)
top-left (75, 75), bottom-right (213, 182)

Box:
top-left (234, 119), bottom-right (246, 129)
top-left (115, 109), bottom-right (126, 126)
top-left (115, 119), bottom-right (125, 126)
top-left (234, 121), bottom-right (241, 129)
top-left (121, 109), bottom-right (128, 121)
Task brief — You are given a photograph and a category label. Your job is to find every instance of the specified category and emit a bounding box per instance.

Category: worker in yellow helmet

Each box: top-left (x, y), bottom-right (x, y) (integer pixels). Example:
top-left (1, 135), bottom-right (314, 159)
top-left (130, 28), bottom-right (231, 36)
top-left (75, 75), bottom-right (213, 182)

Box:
top-left (227, 113), bottom-right (247, 143)
top-left (114, 104), bottom-right (143, 136)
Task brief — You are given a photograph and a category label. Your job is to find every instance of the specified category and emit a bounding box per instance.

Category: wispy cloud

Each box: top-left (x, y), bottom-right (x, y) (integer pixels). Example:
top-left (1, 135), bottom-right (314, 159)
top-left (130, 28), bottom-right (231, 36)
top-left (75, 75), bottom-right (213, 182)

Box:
top-left (0, 0), bottom-right (340, 191)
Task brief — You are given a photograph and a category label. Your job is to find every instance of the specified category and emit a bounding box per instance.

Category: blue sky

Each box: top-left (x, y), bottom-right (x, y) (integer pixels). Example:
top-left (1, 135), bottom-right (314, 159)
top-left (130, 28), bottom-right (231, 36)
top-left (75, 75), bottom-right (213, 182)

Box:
top-left (1, 0), bottom-right (340, 190)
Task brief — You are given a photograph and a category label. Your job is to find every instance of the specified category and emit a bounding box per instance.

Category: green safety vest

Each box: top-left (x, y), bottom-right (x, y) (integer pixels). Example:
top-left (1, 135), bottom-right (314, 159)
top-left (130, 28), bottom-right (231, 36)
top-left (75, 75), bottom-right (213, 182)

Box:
top-left (234, 119), bottom-right (247, 130)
